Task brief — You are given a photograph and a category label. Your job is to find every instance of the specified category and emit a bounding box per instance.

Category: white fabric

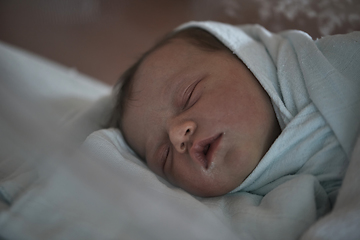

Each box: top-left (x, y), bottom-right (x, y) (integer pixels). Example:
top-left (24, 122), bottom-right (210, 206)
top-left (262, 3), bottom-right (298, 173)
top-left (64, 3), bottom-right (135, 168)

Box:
top-left (83, 128), bottom-right (331, 239)
top-left (1, 22), bottom-right (360, 240)
top-left (0, 40), bottom-right (111, 206)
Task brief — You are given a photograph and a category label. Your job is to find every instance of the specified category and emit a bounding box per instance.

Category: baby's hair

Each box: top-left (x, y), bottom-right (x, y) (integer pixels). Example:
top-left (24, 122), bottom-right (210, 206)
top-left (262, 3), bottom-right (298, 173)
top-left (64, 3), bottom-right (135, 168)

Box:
top-left (107, 27), bottom-right (228, 130)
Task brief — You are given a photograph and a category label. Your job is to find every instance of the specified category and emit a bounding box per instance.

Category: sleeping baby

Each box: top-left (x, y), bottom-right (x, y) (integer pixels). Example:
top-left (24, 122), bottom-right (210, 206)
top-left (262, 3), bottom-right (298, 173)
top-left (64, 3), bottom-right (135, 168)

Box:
top-left (108, 21), bottom-right (360, 204)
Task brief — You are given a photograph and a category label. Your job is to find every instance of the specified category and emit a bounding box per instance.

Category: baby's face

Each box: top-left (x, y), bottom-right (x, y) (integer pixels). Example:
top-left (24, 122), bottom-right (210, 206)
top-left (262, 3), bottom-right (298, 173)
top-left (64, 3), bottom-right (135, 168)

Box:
top-left (122, 39), bottom-right (280, 197)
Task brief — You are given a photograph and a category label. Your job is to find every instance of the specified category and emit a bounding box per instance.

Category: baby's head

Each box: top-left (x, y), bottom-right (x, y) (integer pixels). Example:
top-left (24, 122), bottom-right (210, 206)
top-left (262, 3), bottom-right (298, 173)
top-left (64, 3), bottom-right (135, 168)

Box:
top-left (109, 28), bottom-right (280, 197)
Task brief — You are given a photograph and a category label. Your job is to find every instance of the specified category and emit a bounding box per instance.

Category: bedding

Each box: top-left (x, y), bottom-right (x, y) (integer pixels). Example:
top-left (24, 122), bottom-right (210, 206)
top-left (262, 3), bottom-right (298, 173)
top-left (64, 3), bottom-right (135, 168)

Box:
top-left (0, 21), bottom-right (360, 240)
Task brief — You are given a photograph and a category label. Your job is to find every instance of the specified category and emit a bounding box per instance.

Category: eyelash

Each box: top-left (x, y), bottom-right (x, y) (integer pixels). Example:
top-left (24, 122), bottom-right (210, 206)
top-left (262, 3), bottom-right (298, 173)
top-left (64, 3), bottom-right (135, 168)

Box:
top-left (162, 145), bottom-right (170, 172)
top-left (184, 88), bottom-right (194, 109)
top-left (183, 80), bottom-right (200, 109)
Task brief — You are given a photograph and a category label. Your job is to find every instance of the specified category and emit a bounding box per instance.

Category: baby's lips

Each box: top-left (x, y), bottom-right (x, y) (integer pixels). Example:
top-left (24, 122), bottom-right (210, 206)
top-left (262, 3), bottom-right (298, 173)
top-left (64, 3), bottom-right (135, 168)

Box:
top-left (190, 133), bottom-right (223, 169)
top-left (204, 133), bottom-right (223, 168)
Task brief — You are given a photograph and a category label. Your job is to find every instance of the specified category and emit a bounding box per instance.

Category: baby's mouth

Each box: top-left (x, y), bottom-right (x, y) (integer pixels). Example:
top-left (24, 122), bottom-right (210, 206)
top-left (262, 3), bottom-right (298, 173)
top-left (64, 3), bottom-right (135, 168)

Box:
top-left (190, 133), bottom-right (223, 169)
top-left (203, 144), bottom-right (210, 155)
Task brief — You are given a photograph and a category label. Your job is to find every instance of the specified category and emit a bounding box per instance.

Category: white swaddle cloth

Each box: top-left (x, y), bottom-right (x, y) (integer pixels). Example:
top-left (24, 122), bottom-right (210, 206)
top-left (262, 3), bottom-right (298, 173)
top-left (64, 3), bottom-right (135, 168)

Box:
top-left (177, 21), bottom-right (360, 205)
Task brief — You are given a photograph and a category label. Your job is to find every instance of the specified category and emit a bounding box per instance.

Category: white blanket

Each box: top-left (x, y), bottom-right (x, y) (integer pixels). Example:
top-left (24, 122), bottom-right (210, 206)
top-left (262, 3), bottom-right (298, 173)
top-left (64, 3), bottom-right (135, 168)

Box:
top-left (0, 21), bottom-right (360, 240)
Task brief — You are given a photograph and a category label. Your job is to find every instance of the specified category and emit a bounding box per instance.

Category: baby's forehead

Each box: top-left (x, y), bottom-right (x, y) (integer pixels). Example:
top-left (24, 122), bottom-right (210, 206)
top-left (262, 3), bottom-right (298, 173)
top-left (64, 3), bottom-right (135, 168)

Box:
top-left (131, 40), bottom-right (193, 92)
top-left (137, 39), bottom-right (192, 72)
top-left (130, 39), bottom-right (241, 109)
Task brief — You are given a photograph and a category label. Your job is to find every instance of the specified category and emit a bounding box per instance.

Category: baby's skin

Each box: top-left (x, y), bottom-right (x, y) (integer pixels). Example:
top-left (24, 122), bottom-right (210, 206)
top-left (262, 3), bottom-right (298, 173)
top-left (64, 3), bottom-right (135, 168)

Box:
top-left (121, 38), bottom-right (280, 197)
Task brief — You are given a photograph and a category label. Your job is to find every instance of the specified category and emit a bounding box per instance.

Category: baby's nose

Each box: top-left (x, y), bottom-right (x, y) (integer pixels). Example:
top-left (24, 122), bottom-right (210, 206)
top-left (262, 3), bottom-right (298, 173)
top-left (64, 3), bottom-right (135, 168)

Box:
top-left (169, 120), bottom-right (196, 153)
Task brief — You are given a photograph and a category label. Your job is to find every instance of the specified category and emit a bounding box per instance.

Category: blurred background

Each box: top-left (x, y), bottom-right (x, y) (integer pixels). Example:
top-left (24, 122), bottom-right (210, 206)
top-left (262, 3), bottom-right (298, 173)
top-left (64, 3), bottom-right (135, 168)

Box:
top-left (1, 0), bottom-right (359, 85)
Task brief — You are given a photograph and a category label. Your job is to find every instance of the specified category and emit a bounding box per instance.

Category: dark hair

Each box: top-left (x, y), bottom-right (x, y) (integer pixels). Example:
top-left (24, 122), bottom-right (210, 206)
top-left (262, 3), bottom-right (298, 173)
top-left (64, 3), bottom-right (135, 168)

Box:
top-left (107, 27), bottom-right (228, 130)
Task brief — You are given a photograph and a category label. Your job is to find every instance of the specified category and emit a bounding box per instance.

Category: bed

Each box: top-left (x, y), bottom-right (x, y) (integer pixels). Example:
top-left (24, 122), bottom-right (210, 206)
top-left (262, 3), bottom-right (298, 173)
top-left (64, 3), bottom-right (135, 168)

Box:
top-left (1, 33), bottom-right (360, 240)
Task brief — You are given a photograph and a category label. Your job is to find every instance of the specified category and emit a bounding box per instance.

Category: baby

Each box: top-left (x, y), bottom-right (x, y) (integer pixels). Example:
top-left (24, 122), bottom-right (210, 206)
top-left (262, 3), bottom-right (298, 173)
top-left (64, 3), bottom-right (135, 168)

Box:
top-left (108, 21), bottom-right (359, 201)
top-left (108, 27), bottom-right (281, 197)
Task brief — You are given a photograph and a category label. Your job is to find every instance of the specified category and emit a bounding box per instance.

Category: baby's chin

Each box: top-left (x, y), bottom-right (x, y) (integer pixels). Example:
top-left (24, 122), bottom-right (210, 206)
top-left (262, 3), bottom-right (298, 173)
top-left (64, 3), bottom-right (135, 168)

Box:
top-left (188, 188), bottom-right (232, 198)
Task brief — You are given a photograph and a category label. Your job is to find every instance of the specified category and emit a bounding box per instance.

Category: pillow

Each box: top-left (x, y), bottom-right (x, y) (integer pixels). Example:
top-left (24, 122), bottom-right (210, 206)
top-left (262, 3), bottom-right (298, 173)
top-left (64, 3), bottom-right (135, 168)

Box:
top-left (0, 40), bottom-right (111, 205)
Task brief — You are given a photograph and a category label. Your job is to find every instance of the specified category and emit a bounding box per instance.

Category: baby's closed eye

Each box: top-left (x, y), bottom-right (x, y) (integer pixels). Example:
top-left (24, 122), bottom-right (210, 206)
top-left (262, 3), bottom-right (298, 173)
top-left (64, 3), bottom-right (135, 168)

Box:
top-left (159, 144), bottom-right (170, 176)
top-left (181, 78), bottom-right (203, 110)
